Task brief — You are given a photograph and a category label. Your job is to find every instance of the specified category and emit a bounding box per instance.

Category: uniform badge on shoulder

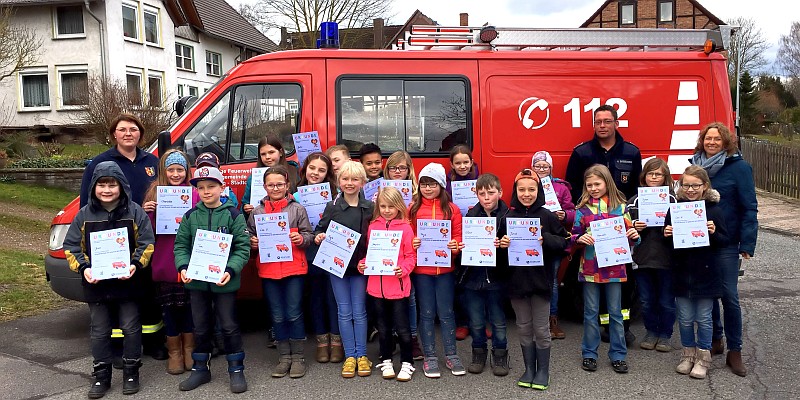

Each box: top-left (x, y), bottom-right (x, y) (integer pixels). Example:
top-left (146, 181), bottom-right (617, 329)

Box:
top-left (145, 167), bottom-right (155, 177)
top-left (621, 172), bottom-right (629, 183)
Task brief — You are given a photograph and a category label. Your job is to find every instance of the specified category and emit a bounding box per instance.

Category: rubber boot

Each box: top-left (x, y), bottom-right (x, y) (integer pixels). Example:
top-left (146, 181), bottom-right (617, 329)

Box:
top-left (468, 347), bottom-right (488, 374)
top-left (726, 350), bottom-right (747, 377)
top-left (181, 333), bottom-right (195, 371)
top-left (226, 351), bottom-right (248, 393)
top-left (329, 334), bottom-right (344, 363)
top-left (272, 340), bottom-right (292, 378)
top-left (179, 353), bottom-right (211, 391)
top-left (517, 345), bottom-right (536, 388)
top-left (316, 334), bottom-right (330, 363)
top-left (690, 349), bottom-right (711, 379)
top-left (166, 336), bottom-right (184, 375)
top-left (289, 339), bottom-right (307, 378)
top-left (88, 362), bottom-right (112, 399)
top-left (531, 347), bottom-right (550, 390)
top-left (121, 358), bottom-right (142, 395)
top-left (492, 348), bottom-right (510, 376)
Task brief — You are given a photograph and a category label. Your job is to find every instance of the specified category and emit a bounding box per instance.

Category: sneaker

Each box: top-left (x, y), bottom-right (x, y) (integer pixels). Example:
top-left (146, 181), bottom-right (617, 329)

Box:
top-left (423, 357), bottom-right (441, 378)
top-left (357, 356), bottom-right (372, 377)
top-left (396, 362), bottom-right (415, 382)
top-left (611, 360), bottom-right (629, 374)
top-left (341, 357), bottom-right (357, 378)
top-left (655, 338), bottom-right (674, 353)
top-left (375, 359), bottom-right (395, 379)
top-left (581, 358), bottom-right (597, 372)
top-left (411, 335), bottom-right (424, 360)
top-left (640, 333), bottom-right (657, 350)
top-left (445, 355), bottom-right (466, 376)
top-left (455, 326), bottom-right (469, 341)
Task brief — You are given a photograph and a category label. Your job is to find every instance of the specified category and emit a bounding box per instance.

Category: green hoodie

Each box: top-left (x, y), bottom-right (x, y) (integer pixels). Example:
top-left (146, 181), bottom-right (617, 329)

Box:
top-left (174, 199), bottom-right (250, 293)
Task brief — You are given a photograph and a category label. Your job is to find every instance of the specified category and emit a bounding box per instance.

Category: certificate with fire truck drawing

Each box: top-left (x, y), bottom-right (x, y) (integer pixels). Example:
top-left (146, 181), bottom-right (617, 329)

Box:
top-left (89, 227), bottom-right (131, 280)
top-left (298, 182), bottom-right (332, 229)
top-left (155, 186), bottom-right (193, 234)
top-left (451, 180), bottom-right (477, 216)
top-left (313, 221), bottom-right (362, 279)
top-left (507, 218), bottom-right (544, 266)
top-left (669, 201), bottom-right (709, 249)
top-left (638, 186), bottom-right (671, 227)
top-left (254, 212), bottom-right (293, 263)
top-left (292, 131), bottom-right (322, 167)
top-left (249, 167), bottom-right (270, 206)
top-left (539, 177), bottom-right (562, 212)
top-left (186, 229), bottom-right (233, 283)
top-left (590, 216), bottom-right (633, 268)
top-left (416, 219), bottom-right (451, 267)
top-left (364, 230), bottom-right (403, 276)
top-left (462, 217), bottom-right (497, 267)
top-left (363, 178), bottom-right (382, 202)
top-left (380, 179), bottom-right (413, 206)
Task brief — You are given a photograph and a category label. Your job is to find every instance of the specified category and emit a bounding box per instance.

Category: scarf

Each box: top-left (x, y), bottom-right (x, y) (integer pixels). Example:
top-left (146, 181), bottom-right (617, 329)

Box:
top-left (263, 197), bottom-right (289, 212)
top-left (691, 151), bottom-right (727, 178)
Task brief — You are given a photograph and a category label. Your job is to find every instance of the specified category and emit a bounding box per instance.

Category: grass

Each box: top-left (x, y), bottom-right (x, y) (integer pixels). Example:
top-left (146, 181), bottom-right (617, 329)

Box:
top-left (749, 134), bottom-right (800, 148)
top-left (0, 182), bottom-right (78, 213)
top-left (62, 143), bottom-right (110, 159)
top-left (0, 249), bottom-right (64, 322)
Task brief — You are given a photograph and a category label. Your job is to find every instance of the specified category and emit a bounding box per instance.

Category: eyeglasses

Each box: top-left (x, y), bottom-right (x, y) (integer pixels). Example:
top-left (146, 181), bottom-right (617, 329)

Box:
top-left (680, 183), bottom-right (704, 190)
top-left (593, 119), bottom-right (616, 126)
top-left (419, 182), bottom-right (439, 189)
top-left (266, 183), bottom-right (287, 190)
top-left (532, 165), bottom-right (551, 171)
top-left (387, 165), bottom-right (409, 172)
top-left (646, 172), bottom-right (665, 178)
top-left (116, 128), bottom-right (140, 134)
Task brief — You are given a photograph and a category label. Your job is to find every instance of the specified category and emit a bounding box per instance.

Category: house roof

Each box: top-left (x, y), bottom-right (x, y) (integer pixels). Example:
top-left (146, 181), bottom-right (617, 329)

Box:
top-left (580, 0), bottom-right (726, 28)
top-left (286, 10), bottom-right (435, 49)
top-left (167, 0), bottom-right (277, 53)
top-left (383, 9), bottom-right (436, 49)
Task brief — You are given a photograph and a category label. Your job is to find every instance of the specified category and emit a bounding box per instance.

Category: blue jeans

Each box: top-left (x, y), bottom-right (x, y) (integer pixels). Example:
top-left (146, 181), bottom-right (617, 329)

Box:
top-left (676, 297), bottom-right (714, 350)
top-left (413, 273), bottom-right (457, 357)
top-left (262, 276), bottom-right (306, 341)
top-left (89, 301), bottom-right (141, 363)
top-left (582, 282), bottom-right (626, 361)
top-left (636, 268), bottom-right (675, 338)
top-left (550, 256), bottom-right (562, 316)
top-left (712, 246), bottom-right (743, 351)
top-left (408, 285), bottom-right (418, 336)
top-left (330, 274), bottom-right (368, 358)
top-left (464, 288), bottom-right (507, 350)
top-left (308, 271), bottom-right (339, 336)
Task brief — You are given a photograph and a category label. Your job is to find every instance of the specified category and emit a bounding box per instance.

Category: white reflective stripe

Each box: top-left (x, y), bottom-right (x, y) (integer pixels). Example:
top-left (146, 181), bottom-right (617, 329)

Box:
top-left (670, 130), bottom-right (700, 150)
top-left (674, 106), bottom-right (700, 125)
top-left (668, 155), bottom-right (692, 175)
top-left (111, 321), bottom-right (164, 337)
top-left (678, 81), bottom-right (699, 101)
top-left (599, 309), bottom-right (631, 325)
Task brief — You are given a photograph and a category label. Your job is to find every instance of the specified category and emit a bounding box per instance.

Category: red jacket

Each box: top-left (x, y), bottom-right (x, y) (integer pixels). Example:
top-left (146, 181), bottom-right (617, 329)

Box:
top-left (362, 216), bottom-right (416, 299)
top-left (246, 197), bottom-right (313, 279)
top-left (411, 198), bottom-right (463, 275)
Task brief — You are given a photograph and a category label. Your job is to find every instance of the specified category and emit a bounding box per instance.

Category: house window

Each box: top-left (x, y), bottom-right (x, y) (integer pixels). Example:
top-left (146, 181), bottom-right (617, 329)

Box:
top-left (177, 84), bottom-right (184, 97)
top-left (206, 51), bottom-right (222, 76)
top-left (122, 4), bottom-right (138, 39)
top-left (188, 86), bottom-right (198, 97)
top-left (658, 1), bottom-right (674, 22)
top-left (148, 74), bottom-right (163, 107)
top-left (54, 5), bottom-right (85, 37)
top-left (143, 9), bottom-right (159, 44)
top-left (19, 70), bottom-right (50, 109)
top-left (620, 2), bottom-right (636, 25)
top-left (58, 69), bottom-right (88, 107)
top-left (126, 71), bottom-right (143, 106)
top-left (175, 43), bottom-right (194, 71)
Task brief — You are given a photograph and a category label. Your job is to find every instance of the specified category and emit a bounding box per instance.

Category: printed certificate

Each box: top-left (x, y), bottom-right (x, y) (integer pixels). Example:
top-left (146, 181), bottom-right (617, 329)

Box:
top-left (451, 180), bottom-right (477, 216)
top-left (670, 201), bottom-right (710, 249)
top-left (292, 131), bottom-right (322, 166)
top-left (155, 186), bottom-right (192, 234)
top-left (89, 228), bottom-right (131, 280)
top-left (417, 219), bottom-right (451, 267)
top-left (462, 217), bottom-right (497, 266)
top-left (313, 221), bottom-right (362, 278)
top-left (186, 229), bottom-right (233, 283)
top-left (249, 167), bottom-right (270, 206)
top-left (507, 218), bottom-right (544, 266)
top-left (298, 182), bottom-right (333, 229)
top-left (254, 212), bottom-right (293, 263)
top-left (590, 216), bottom-right (633, 268)
top-left (363, 178), bottom-right (383, 202)
top-left (540, 177), bottom-right (563, 212)
top-left (364, 230), bottom-right (403, 276)
top-left (380, 179), bottom-right (413, 206)
top-left (638, 186), bottom-right (671, 227)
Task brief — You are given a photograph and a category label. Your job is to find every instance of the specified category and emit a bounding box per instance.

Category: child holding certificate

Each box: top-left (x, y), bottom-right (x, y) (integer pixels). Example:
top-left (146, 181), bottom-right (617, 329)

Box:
top-left (242, 134), bottom-right (300, 214)
top-left (571, 165), bottom-right (639, 374)
top-left (409, 163), bottom-right (465, 378)
top-left (664, 165), bottom-right (729, 380)
top-left (499, 169), bottom-right (569, 390)
top-left (357, 187), bottom-right (417, 381)
top-left (142, 149), bottom-right (197, 375)
top-left (64, 161), bottom-right (155, 398)
top-left (313, 161), bottom-right (374, 378)
top-left (174, 166), bottom-right (251, 393)
top-left (247, 166), bottom-right (314, 378)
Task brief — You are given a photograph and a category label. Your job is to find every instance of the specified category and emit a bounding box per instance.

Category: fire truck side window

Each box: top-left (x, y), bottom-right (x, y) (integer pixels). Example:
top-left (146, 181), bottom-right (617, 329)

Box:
top-left (182, 91), bottom-right (231, 163)
top-left (338, 78), bottom-right (469, 154)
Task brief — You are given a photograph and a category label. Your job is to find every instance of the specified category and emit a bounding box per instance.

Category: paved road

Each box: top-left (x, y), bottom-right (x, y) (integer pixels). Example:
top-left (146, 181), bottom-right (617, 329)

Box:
top-left (1, 229), bottom-right (798, 399)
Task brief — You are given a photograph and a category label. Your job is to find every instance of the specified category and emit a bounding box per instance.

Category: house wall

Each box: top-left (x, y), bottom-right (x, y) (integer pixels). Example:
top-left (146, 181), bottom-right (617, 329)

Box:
top-left (583, 0), bottom-right (721, 29)
top-left (175, 34), bottom-right (243, 96)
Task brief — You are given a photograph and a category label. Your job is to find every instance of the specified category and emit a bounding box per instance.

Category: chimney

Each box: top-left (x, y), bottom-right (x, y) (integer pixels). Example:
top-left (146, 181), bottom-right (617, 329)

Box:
top-left (459, 13), bottom-right (469, 26)
top-left (373, 18), bottom-right (384, 49)
top-left (280, 27), bottom-right (288, 49)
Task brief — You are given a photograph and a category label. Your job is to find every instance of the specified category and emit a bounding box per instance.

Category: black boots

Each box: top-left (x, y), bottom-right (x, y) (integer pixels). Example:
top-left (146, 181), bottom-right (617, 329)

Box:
top-left (517, 345), bottom-right (536, 388)
top-left (88, 362), bottom-right (112, 399)
top-left (226, 351), bottom-right (248, 393)
top-left (121, 358), bottom-right (142, 395)
top-left (531, 347), bottom-right (550, 390)
top-left (179, 353), bottom-right (211, 391)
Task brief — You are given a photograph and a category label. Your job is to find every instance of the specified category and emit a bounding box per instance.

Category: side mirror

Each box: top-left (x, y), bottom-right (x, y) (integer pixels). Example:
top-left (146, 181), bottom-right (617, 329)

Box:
top-left (174, 95), bottom-right (198, 116)
top-left (157, 130), bottom-right (171, 157)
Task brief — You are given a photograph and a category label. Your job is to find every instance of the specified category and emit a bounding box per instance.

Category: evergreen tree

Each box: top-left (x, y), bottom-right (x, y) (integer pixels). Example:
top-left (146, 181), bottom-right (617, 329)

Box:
top-left (738, 71), bottom-right (760, 134)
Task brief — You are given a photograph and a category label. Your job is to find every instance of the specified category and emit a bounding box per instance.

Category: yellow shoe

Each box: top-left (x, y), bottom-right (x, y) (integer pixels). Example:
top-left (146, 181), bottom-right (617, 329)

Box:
top-left (342, 357), bottom-right (357, 378)
top-left (357, 356), bottom-right (372, 377)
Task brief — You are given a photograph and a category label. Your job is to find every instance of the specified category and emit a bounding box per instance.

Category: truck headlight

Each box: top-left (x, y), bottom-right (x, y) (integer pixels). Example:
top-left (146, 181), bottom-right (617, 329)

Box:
top-left (49, 224), bottom-right (70, 251)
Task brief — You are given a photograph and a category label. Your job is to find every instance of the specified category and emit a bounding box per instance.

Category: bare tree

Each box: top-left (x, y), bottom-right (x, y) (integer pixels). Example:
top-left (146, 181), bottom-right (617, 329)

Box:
top-left (238, 3), bottom-right (270, 35)
top-left (778, 22), bottom-right (800, 78)
top-left (0, 6), bottom-right (41, 83)
top-left (727, 17), bottom-right (769, 81)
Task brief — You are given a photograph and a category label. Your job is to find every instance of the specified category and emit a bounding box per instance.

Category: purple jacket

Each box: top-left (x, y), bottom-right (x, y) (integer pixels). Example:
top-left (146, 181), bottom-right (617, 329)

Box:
top-left (551, 177), bottom-right (576, 229)
top-left (148, 185), bottom-right (199, 283)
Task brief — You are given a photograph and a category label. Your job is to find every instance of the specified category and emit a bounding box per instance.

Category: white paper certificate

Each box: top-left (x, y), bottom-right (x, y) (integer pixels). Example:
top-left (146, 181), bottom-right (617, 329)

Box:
top-left (313, 221), bottom-right (362, 278)
top-left (364, 230), bottom-right (403, 276)
top-left (590, 216), bottom-right (633, 268)
top-left (638, 186), bottom-right (671, 227)
top-left (155, 186), bottom-right (193, 234)
top-left (255, 212), bottom-right (294, 263)
top-left (417, 219), bottom-right (451, 267)
top-left (539, 177), bottom-right (563, 212)
top-left (670, 201), bottom-right (710, 249)
top-left (298, 183), bottom-right (332, 229)
top-left (380, 179), bottom-right (413, 206)
top-left (363, 178), bottom-right (383, 202)
top-left (462, 217), bottom-right (497, 266)
top-left (89, 228), bottom-right (131, 280)
top-left (507, 218), bottom-right (544, 266)
top-left (292, 131), bottom-right (322, 167)
top-left (186, 229), bottom-right (233, 283)
top-left (451, 180), bottom-right (478, 216)
top-left (249, 167), bottom-right (270, 206)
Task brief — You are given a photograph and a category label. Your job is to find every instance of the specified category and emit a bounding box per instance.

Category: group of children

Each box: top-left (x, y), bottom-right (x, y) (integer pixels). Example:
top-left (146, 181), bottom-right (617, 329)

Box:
top-left (64, 134), bottom-right (729, 397)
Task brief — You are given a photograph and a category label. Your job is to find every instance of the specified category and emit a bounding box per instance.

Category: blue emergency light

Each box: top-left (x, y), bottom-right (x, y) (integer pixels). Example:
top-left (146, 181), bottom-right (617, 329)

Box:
top-left (317, 22), bottom-right (340, 49)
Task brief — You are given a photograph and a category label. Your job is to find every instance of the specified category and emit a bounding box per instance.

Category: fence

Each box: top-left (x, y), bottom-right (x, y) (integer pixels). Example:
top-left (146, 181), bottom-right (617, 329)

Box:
top-left (740, 137), bottom-right (800, 199)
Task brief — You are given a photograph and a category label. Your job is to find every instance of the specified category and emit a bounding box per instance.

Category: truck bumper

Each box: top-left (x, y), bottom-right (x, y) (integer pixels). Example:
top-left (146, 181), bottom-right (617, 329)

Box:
top-left (45, 254), bottom-right (86, 302)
